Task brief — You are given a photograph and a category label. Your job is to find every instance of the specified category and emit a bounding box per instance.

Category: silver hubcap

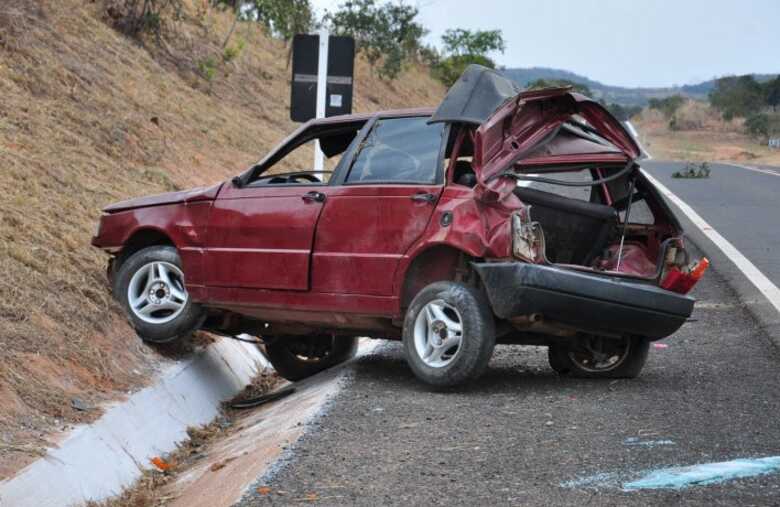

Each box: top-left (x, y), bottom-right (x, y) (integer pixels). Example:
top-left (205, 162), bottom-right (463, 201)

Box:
top-left (127, 261), bottom-right (188, 324)
top-left (413, 299), bottom-right (463, 368)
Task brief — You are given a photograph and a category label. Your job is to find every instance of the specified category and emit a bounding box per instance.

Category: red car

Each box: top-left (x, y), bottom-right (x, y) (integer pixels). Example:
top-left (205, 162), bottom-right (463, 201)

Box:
top-left (92, 66), bottom-right (706, 387)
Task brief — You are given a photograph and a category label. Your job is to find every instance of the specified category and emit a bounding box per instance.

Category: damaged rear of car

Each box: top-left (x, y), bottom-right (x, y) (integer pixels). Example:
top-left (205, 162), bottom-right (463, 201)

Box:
top-left (423, 65), bottom-right (707, 379)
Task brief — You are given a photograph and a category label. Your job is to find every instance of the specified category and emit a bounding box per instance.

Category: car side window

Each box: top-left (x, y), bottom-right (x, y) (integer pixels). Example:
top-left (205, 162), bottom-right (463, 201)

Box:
top-left (346, 117), bottom-right (444, 184)
top-left (246, 122), bottom-right (365, 186)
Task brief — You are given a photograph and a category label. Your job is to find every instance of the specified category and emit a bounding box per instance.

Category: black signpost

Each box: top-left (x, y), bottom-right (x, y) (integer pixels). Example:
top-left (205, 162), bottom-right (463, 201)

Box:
top-left (290, 33), bottom-right (355, 123)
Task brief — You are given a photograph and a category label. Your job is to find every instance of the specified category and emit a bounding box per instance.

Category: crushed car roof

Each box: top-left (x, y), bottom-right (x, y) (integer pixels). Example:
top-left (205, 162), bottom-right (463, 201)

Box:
top-left (429, 64), bottom-right (523, 125)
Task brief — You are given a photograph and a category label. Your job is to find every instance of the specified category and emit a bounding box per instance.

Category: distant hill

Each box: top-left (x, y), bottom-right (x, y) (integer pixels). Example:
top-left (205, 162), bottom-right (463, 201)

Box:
top-left (501, 67), bottom-right (777, 106)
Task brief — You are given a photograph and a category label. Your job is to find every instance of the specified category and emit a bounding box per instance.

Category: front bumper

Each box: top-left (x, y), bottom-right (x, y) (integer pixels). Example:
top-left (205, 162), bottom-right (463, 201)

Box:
top-left (473, 262), bottom-right (695, 340)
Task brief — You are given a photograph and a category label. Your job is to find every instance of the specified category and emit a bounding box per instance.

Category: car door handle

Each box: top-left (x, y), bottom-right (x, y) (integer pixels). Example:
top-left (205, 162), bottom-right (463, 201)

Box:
top-left (302, 191), bottom-right (326, 203)
top-left (411, 192), bottom-right (435, 204)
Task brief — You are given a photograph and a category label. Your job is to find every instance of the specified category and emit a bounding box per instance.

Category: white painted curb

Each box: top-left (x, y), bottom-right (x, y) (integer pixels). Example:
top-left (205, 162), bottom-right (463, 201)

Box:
top-left (0, 338), bottom-right (270, 507)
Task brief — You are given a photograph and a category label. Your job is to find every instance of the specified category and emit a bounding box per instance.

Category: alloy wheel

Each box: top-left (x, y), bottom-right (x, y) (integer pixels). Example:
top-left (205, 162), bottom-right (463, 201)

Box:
top-left (413, 299), bottom-right (463, 368)
top-left (127, 261), bottom-right (188, 324)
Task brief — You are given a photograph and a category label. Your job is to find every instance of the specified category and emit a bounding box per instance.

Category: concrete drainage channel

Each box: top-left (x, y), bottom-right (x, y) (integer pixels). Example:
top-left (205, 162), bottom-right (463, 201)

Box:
top-left (0, 338), bottom-right (376, 507)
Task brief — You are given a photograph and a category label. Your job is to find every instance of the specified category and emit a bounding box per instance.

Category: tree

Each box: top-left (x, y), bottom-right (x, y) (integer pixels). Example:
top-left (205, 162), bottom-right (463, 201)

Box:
top-left (648, 95), bottom-right (685, 118)
top-left (243, 0), bottom-right (314, 42)
top-left (745, 113), bottom-right (770, 139)
top-left (326, 0), bottom-right (425, 80)
top-left (709, 75), bottom-right (764, 120)
top-left (604, 103), bottom-right (641, 121)
top-left (432, 28), bottom-right (505, 86)
top-left (526, 78), bottom-right (591, 96)
top-left (440, 28), bottom-right (505, 57)
top-left (765, 76), bottom-right (780, 112)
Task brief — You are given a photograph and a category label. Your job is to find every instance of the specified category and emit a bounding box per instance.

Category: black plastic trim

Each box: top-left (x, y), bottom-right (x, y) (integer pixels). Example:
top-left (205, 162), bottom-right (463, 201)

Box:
top-left (473, 262), bottom-right (695, 339)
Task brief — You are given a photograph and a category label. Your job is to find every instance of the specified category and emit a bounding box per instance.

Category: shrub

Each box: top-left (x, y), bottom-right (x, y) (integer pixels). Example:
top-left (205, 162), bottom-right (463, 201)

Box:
top-left (745, 113), bottom-right (770, 139)
top-left (198, 56), bottom-right (218, 81)
top-left (527, 78), bottom-right (591, 96)
top-left (106, 0), bottom-right (184, 40)
top-left (648, 95), bottom-right (685, 119)
top-left (222, 38), bottom-right (245, 62)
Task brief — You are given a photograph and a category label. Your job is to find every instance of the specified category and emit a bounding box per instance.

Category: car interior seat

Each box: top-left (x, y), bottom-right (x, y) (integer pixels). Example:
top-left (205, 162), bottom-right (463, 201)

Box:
top-left (513, 186), bottom-right (617, 266)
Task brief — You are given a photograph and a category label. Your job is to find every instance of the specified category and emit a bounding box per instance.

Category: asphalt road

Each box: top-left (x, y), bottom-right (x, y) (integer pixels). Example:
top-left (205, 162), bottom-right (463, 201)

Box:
top-left (641, 161), bottom-right (780, 285)
top-left (237, 248), bottom-right (780, 506)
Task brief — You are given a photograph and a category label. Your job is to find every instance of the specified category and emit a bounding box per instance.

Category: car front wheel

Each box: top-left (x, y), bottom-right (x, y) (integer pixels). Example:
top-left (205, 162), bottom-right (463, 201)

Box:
top-left (547, 335), bottom-right (649, 378)
top-left (114, 246), bottom-right (206, 344)
top-left (403, 281), bottom-right (495, 387)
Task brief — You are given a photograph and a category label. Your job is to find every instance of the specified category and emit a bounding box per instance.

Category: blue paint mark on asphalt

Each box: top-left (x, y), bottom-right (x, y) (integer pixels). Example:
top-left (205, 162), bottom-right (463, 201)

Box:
top-left (623, 457), bottom-right (780, 490)
top-left (624, 437), bottom-right (675, 447)
top-left (561, 456), bottom-right (780, 491)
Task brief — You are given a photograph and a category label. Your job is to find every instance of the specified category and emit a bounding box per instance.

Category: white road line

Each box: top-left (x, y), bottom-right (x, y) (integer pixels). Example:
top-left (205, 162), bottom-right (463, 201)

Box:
top-left (641, 169), bottom-right (780, 315)
top-left (722, 162), bottom-right (780, 178)
top-left (625, 121), bottom-right (652, 160)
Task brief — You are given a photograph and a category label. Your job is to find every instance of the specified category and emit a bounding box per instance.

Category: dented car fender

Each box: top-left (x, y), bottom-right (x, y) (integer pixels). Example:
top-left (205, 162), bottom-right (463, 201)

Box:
top-left (393, 185), bottom-right (526, 299)
top-left (92, 200), bottom-right (214, 292)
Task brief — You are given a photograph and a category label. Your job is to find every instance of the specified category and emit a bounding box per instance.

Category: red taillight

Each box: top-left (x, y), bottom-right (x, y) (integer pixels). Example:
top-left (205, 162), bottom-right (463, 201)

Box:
top-left (661, 258), bottom-right (710, 294)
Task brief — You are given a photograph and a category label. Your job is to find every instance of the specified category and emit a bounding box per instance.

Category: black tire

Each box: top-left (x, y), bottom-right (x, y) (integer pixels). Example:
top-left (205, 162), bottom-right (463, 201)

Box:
top-left (265, 335), bottom-right (358, 381)
top-left (402, 281), bottom-right (495, 387)
top-left (114, 246), bottom-right (206, 344)
top-left (548, 335), bottom-right (650, 378)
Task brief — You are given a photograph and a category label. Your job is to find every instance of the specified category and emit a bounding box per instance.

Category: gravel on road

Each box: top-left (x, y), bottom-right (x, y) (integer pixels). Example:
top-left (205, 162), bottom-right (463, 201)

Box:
top-left (237, 262), bottom-right (780, 506)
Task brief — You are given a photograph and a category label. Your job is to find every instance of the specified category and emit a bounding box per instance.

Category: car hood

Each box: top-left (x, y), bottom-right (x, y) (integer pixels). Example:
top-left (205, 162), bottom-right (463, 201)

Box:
top-left (103, 182), bottom-right (224, 213)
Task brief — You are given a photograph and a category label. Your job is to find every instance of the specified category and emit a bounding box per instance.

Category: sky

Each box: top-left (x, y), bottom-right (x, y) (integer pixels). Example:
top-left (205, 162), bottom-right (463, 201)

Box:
top-left (310, 0), bottom-right (780, 88)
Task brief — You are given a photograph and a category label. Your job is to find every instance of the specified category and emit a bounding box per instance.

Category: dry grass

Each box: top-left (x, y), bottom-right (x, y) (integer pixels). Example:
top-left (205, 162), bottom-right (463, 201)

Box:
top-left (0, 0), bottom-right (444, 478)
top-left (634, 100), bottom-right (780, 165)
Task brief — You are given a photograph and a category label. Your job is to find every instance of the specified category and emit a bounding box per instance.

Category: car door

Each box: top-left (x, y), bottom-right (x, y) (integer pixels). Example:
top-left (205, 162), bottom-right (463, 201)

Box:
top-left (203, 120), bottom-right (367, 294)
top-left (310, 116), bottom-right (446, 296)
top-left (204, 182), bottom-right (326, 291)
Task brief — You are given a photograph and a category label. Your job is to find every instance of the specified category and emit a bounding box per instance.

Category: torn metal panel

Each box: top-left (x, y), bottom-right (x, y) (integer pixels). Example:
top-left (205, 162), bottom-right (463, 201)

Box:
top-left (428, 64), bottom-right (522, 125)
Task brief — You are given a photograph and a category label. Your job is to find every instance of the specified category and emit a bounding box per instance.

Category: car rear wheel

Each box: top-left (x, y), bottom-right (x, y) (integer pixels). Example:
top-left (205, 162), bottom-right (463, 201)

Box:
top-left (114, 246), bottom-right (206, 344)
top-left (264, 335), bottom-right (359, 381)
top-left (548, 335), bottom-right (649, 378)
top-left (403, 281), bottom-right (495, 387)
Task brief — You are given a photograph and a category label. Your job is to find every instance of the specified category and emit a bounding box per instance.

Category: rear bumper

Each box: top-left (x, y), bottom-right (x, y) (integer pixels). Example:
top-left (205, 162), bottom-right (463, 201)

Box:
top-left (473, 262), bottom-right (695, 340)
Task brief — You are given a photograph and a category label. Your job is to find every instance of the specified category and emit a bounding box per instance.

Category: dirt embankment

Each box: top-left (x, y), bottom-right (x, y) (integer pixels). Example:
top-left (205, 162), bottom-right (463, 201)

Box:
top-left (633, 101), bottom-right (780, 165)
top-left (0, 0), bottom-right (445, 478)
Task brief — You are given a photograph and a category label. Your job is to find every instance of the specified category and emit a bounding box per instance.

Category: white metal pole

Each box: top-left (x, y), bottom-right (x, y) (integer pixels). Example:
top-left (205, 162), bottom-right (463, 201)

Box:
top-left (313, 28), bottom-right (329, 178)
